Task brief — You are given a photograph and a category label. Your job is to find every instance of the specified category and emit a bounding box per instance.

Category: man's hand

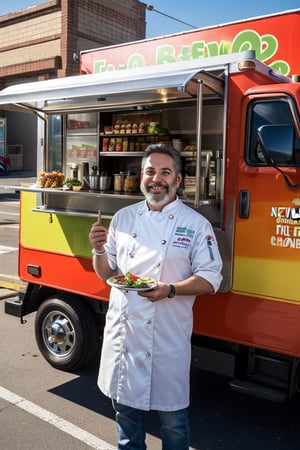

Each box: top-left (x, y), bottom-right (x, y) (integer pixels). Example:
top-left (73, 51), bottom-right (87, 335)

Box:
top-left (138, 282), bottom-right (171, 302)
top-left (89, 211), bottom-right (108, 252)
top-left (89, 223), bottom-right (108, 251)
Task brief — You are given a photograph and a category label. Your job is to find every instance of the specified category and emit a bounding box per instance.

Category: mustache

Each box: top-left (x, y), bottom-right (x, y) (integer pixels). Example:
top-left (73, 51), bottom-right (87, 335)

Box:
top-left (147, 182), bottom-right (168, 188)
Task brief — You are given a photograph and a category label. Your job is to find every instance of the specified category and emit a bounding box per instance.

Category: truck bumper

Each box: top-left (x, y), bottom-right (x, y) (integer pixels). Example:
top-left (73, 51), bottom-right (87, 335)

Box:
top-left (5, 296), bottom-right (23, 317)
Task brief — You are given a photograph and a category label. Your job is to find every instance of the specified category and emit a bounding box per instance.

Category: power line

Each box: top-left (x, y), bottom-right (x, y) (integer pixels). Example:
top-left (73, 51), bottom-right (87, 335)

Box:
top-left (141, 3), bottom-right (198, 30)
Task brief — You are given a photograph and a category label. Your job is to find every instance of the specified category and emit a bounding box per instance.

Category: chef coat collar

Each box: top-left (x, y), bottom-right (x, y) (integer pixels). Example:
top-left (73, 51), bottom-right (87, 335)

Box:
top-left (143, 196), bottom-right (181, 213)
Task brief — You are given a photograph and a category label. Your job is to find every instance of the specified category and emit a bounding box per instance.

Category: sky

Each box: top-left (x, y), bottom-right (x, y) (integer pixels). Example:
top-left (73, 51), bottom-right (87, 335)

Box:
top-left (1, 0), bottom-right (299, 38)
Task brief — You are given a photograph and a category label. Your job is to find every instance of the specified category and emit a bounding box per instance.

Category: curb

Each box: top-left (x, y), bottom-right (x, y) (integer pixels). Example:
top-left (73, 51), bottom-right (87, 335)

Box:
top-left (0, 288), bottom-right (19, 300)
top-left (0, 280), bottom-right (27, 300)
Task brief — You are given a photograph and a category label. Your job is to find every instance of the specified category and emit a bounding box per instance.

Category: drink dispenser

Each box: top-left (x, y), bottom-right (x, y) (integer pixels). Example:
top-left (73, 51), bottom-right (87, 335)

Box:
top-left (67, 163), bottom-right (79, 179)
top-left (67, 162), bottom-right (89, 187)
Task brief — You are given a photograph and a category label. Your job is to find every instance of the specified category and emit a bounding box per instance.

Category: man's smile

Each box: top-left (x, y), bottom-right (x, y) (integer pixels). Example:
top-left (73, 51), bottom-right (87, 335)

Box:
top-left (148, 183), bottom-right (167, 192)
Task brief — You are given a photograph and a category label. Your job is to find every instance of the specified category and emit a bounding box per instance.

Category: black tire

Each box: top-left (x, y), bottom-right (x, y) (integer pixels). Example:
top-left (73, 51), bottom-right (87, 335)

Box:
top-left (34, 294), bottom-right (100, 371)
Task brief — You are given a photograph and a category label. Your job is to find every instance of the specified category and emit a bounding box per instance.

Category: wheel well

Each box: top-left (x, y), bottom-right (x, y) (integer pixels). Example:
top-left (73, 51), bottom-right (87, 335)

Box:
top-left (22, 283), bottom-right (107, 318)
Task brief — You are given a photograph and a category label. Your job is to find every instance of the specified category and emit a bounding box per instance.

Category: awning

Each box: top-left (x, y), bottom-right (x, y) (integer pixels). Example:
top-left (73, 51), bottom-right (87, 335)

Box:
top-left (0, 55), bottom-right (229, 113)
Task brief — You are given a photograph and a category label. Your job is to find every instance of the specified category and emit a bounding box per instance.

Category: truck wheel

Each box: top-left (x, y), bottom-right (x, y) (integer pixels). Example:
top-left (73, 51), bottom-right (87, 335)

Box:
top-left (34, 294), bottom-right (100, 371)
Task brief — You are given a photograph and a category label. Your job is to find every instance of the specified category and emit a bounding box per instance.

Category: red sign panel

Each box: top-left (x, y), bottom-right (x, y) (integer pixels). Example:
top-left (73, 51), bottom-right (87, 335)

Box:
top-left (80, 10), bottom-right (300, 77)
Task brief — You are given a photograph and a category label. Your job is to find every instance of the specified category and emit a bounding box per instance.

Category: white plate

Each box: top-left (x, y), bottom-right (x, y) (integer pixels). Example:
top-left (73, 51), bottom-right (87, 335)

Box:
top-left (106, 274), bottom-right (157, 291)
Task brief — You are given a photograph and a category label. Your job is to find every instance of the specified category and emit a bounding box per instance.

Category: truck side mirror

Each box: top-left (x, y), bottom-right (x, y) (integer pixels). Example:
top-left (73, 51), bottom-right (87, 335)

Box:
top-left (257, 124), bottom-right (294, 165)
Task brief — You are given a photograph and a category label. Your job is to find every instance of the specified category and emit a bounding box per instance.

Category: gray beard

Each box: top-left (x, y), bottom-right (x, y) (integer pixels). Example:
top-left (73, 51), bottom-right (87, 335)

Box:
top-left (143, 190), bottom-right (171, 207)
top-left (140, 183), bottom-right (176, 207)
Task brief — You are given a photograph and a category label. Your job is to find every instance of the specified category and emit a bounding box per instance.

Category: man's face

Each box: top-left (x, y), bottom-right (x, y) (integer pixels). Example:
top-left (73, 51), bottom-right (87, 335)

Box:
top-left (140, 153), bottom-right (182, 210)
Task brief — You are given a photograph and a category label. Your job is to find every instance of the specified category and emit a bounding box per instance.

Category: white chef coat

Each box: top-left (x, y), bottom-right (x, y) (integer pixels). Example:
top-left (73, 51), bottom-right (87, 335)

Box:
top-left (98, 197), bottom-right (223, 411)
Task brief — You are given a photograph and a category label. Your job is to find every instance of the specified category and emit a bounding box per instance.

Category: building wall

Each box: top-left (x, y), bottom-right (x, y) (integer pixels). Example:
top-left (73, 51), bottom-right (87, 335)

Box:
top-left (0, 2), bottom-right (62, 80)
top-left (0, 0), bottom-right (146, 171)
top-left (77, 1), bottom-right (145, 47)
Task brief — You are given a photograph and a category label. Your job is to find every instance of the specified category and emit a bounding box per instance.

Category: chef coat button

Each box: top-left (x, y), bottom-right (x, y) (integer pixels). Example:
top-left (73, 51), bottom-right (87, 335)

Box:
top-left (147, 319), bottom-right (151, 324)
top-left (138, 211), bottom-right (143, 215)
top-left (145, 352), bottom-right (151, 358)
top-left (161, 240), bottom-right (166, 245)
top-left (128, 252), bottom-right (134, 258)
top-left (169, 214), bottom-right (174, 220)
top-left (132, 233), bottom-right (137, 238)
top-left (157, 262), bottom-right (161, 267)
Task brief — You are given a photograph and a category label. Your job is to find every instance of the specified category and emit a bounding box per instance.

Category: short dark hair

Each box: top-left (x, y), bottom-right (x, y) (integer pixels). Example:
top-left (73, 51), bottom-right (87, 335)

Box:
top-left (141, 143), bottom-right (182, 174)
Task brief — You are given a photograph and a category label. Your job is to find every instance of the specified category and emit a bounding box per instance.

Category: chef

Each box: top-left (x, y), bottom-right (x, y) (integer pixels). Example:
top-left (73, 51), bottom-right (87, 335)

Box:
top-left (89, 143), bottom-right (223, 450)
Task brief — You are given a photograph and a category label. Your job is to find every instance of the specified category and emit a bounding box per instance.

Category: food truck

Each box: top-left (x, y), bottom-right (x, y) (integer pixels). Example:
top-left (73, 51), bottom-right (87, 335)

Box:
top-left (1, 9), bottom-right (300, 401)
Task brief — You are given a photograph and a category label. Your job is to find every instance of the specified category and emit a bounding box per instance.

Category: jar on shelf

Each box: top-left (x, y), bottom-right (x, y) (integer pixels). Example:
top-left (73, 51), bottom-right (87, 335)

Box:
top-left (114, 172), bottom-right (126, 191)
top-left (124, 174), bottom-right (139, 193)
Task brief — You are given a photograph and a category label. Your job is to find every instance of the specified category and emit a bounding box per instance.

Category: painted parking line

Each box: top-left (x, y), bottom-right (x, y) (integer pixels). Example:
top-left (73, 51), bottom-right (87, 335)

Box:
top-left (0, 224), bottom-right (19, 229)
top-left (0, 210), bottom-right (19, 215)
top-left (0, 245), bottom-right (18, 254)
top-left (0, 386), bottom-right (115, 450)
top-left (0, 274), bottom-right (20, 280)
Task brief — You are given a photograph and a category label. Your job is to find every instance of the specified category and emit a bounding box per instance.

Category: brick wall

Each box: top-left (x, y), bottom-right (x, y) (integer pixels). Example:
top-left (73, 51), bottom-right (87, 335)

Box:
top-left (0, 1), bottom-right (62, 80)
top-left (78, 1), bottom-right (145, 47)
top-left (0, 0), bottom-right (146, 80)
top-left (0, 0), bottom-right (146, 171)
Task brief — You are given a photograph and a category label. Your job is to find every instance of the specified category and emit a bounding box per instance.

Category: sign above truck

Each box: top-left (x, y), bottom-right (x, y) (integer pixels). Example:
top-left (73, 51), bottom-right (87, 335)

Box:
top-left (80, 9), bottom-right (300, 77)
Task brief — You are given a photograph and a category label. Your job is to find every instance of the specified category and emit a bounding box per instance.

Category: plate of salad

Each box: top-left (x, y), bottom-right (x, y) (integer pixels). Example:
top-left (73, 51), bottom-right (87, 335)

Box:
top-left (107, 272), bottom-right (157, 291)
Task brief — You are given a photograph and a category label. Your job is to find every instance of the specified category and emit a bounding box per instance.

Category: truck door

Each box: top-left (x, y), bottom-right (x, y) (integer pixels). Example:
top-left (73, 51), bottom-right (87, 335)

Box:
top-left (233, 95), bottom-right (300, 304)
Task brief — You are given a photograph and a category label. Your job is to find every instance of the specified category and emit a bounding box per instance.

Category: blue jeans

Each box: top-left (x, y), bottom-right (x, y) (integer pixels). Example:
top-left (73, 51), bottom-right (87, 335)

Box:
top-left (112, 399), bottom-right (190, 449)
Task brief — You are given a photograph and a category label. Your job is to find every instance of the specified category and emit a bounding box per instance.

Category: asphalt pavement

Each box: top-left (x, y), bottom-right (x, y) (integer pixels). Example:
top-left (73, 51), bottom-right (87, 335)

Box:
top-left (0, 171), bottom-right (36, 301)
